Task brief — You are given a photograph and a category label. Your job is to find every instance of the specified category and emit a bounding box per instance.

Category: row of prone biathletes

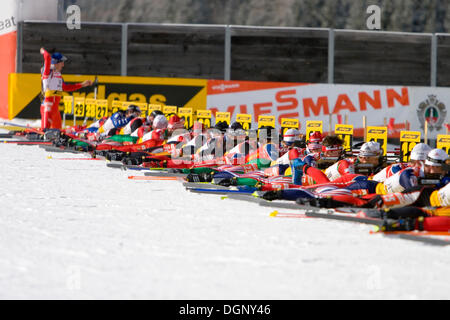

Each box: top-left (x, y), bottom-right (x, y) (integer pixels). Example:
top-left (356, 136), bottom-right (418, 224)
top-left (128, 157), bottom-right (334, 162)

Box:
top-left (43, 101), bottom-right (450, 235)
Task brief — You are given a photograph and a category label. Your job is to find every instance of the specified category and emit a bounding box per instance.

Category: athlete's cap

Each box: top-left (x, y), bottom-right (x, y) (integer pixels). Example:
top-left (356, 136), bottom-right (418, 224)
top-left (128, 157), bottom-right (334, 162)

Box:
top-left (51, 52), bottom-right (68, 64)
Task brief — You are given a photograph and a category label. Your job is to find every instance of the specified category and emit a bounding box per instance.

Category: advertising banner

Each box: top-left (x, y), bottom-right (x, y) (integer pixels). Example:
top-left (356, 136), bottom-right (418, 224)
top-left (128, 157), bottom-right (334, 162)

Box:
top-left (206, 80), bottom-right (450, 139)
top-left (0, 0), bottom-right (18, 119)
top-left (8, 73), bottom-right (207, 120)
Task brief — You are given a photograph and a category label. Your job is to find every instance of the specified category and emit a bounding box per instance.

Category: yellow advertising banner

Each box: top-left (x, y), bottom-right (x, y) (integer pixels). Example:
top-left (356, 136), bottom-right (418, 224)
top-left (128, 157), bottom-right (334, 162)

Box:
top-left (8, 73), bottom-right (207, 120)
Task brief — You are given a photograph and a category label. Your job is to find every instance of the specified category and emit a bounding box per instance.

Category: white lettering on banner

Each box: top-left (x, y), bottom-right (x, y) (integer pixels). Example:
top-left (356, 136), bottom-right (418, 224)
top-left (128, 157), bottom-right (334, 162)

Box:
top-left (66, 5), bottom-right (81, 30)
top-left (211, 83), bottom-right (240, 92)
top-left (207, 84), bottom-right (411, 130)
top-left (366, 5), bottom-right (382, 30)
top-left (0, 0), bottom-right (17, 36)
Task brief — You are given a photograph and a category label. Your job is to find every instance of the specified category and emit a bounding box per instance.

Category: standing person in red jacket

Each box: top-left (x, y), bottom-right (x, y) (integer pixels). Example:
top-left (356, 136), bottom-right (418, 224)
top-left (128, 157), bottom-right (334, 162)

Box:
top-left (40, 47), bottom-right (92, 130)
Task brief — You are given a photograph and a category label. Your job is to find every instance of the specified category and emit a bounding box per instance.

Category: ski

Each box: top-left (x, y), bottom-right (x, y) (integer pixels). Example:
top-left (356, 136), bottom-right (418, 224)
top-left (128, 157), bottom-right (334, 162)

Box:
top-left (380, 233), bottom-right (450, 246)
top-left (183, 182), bottom-right (230, 190)
top-left (269, 211), bottom-right (312, 219)
top-left (47, 156), bottom-right (102, 161)
top-left (304, 209), bottom-right (384, 226)
top-left (259, 200), bottom-right (305, 210)
top-left (144, 171), bottom-right (187, 178)
top-left (2, 140), bottom-right (52, 145)
top-left (127, 175), bottom-right (181, 181)
top-left (106, 162), bottom-right (150, 171)
top-left (189, 188), bottom-right (255, 195)
top-left (41, 145), bottom-right (87, 154)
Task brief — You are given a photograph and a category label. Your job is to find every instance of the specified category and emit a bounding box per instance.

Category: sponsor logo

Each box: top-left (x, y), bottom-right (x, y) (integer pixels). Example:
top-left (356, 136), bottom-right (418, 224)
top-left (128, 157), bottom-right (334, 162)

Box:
top-left (367, 129), bottom-right (386, 134)
top-left (178, 108), bottom-right (192, 115)
top-left (400, 134), bottom-right (419, 140)
top-left (237, 115), bottom-right (251, 121)
top-left (259, 117), bottom-right (274, 122)
top-left (197, 110), bottom-right (211, 117)
top-left (281, 120), bottom-right (298, 126)
top-left (417, 95), bottom-right (447, 131)
top-left (211, 83), bottom-right (241, 92)
top-left (307, 123), bottom-right (321, 127)
top-left (438, 137), bottom-right (450, 143)
top-left (335, 127), bottom-right (352, 133)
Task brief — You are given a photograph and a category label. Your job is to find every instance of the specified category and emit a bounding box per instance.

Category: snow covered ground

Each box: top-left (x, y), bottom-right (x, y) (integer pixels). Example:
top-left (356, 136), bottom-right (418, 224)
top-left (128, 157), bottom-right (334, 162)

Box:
top-left (0, 130), bottom-right (449, 300)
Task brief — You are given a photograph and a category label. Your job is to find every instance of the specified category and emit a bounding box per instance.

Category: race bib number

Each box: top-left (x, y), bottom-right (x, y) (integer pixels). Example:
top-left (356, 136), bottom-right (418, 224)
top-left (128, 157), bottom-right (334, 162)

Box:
top-left (163, 105), bottom-right (178, 116)
top-left (95, 99), bottom-right (109, 119)
top-left (111, 100), bottom-right (124, 115)
top-left (85, 98), bottom-right (97, 118)
top-left (63, 95), bottom-right (74, 115)
top-left (280, 118), bottom-right (299, 136)
top-left (215, 112), bottom-right (231, 126)
top-left (436, 134), bottom-right (450, 155)
top-left (366, 126), bottom-right (387, 156)
top-left (335, 124), bottom-right (354, 152)
top-left (400, 131), bottom-right (421, 162)
top-left (236, 114), bottom-right (252, 131)
top-left (196, 110), bottom-right (212, 128)
top-left (73, 97), bottom-right (86, 117)
top-left (306, 121), bottom-right (323, 141)
top-left (147, 104), bottom-right (162, 117)
top-left (178, 107), bottom-right (193, 129)
top-left (258, 115), bottom-right (275, 128)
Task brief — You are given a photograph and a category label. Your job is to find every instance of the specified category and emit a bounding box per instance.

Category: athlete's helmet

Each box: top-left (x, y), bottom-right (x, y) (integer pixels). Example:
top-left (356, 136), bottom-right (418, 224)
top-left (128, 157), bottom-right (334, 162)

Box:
top-left (410, 143), bottom-right (432, 161)
top-left (214, 121), bottom-right (229, 133)
top-left (168, 114), bottom-right (185, 130)
top-left (283, 128), bottom-right (301, 145)
top-left (150, 110), bottom-right (164, 118)
top-left (425, 148), bottom-right (449, 166)
top-left (308, 131), bottom-right (323, 143)
top-left (359, 141), bottom-right (382, 157)
top-left (230, 122), bottom-right (243, 131)
top-left (152, 114), bottom-right (168, 129)
top-left (127, 104), bottom-right (141, 115)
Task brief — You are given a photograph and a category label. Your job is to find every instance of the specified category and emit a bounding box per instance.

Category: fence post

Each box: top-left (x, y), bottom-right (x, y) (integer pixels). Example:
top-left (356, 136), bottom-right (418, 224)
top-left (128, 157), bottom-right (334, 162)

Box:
top-left (121, 23), bottom-right (128, 76)
top-left (224, 25), bottom-right (231, 80)
top-left (431, 33), bottom-right (437, 87)
top-left (16, 21), bottom-right (23, 73)
top-left (328, 28), bottom-right (335, 84)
